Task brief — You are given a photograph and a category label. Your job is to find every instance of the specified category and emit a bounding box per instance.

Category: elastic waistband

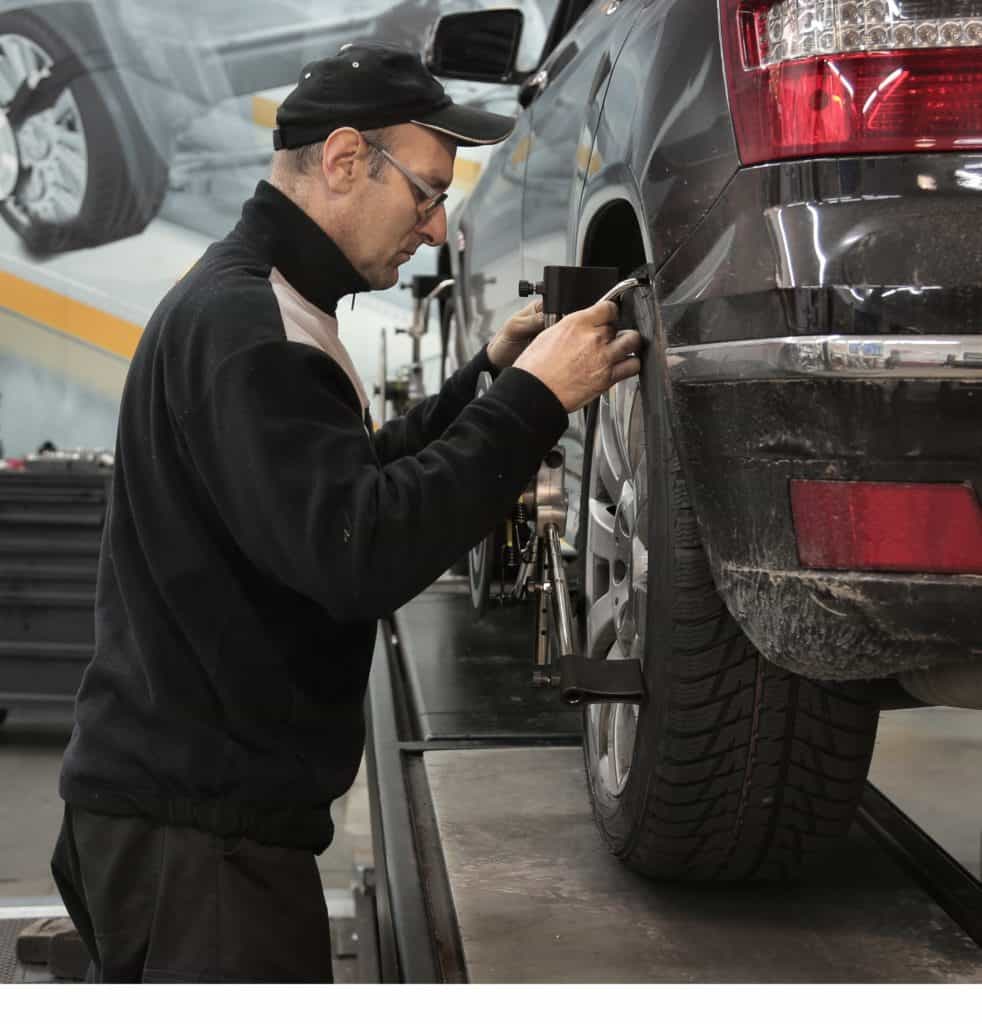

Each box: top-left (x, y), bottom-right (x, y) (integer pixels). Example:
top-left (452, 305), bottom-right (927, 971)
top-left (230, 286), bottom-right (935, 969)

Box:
top-left (60, 778), bottom-right (335, 854)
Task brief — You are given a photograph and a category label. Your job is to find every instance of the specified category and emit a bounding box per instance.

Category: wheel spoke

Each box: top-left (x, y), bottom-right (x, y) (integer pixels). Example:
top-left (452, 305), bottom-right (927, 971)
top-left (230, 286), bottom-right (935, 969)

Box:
top-left (586, 589), bottom-right (616, 658)
top-left (0, 52), bottom-right (18, 103)
top-left (597, 397), bottom-right (627, 501)
top-left (587, 497), bottom-right (616, 566)
top-left (631, 534), bottom-right (648, 595)
top-left (4, 37), bottom-right (29, 87)
top-left (12, 34), bottom-right (44, 86)
top-left (612, 702), bottom-right (639, 790)
top-left (43, 184), bottom-right (75, 221)
top-left (50, 129), bottom-right (86, 197)
top-left (611, 378), bottom-right (641, 476)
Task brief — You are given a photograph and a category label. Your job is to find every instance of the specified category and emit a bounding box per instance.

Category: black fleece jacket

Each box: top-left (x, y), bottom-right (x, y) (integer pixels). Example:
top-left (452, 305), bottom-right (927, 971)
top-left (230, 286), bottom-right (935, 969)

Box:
top-left (59, 181), bottom-right (568, 852)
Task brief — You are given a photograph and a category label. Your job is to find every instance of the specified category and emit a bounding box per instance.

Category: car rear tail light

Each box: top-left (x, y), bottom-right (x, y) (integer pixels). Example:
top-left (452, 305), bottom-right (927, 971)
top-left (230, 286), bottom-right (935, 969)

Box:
top-left (720, 1), bottom-right (982, 163)
top-left (791, 479), bottom-right (982, 572)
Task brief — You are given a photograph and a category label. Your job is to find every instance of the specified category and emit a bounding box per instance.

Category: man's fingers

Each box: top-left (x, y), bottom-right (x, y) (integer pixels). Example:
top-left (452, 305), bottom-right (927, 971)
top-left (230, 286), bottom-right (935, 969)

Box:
top-left (609, 355), bottom-right (642, 386)
top-left (581, 299), bottom-right (619, 326)
top-left (607, 329), bottom-right (642, 358)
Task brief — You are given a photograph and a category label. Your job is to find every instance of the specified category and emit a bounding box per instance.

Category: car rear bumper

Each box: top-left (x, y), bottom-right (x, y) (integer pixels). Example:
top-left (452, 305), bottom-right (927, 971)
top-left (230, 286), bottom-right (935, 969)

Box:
top-left (667, 359), bottom-right (982, 679)
top-left (648, 152), bottom-right (982, 681)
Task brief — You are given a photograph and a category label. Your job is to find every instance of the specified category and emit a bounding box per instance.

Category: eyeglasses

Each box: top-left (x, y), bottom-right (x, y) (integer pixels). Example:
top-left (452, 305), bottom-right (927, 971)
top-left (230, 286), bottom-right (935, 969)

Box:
top-left (366, 141), bottom-right (448, 224)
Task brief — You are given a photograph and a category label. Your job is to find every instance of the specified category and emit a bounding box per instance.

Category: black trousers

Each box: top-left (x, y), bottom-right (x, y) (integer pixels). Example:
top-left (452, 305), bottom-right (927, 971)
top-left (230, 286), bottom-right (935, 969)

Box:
top-left (50, 804), bottom-right (334, 983)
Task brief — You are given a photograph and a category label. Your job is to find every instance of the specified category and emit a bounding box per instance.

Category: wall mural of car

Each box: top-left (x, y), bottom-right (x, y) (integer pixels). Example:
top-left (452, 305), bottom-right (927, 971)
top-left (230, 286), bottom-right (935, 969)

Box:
top-left (0, 2), bottom-right (557, 460)
top-left (0, 0), bottom-right (542, 255)
top-left (432, 0), bottom-right (982, 882)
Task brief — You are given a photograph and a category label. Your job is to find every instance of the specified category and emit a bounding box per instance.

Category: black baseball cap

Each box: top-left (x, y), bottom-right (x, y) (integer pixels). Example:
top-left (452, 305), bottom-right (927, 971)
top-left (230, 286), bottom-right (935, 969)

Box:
top-left (273, 43), bottom-right (516, 150)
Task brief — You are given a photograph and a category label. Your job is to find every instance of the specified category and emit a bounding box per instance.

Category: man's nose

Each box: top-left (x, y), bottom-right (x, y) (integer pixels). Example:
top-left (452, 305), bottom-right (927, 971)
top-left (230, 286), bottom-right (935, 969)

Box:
top-left (417, 204), bottom-right (448, 247)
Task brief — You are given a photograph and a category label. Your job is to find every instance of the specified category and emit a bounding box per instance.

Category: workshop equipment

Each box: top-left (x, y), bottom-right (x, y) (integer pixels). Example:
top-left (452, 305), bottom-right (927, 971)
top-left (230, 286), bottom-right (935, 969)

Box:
top-left (375, 274), bottom-right (453, 422)
top-left (493, 267), bottom-right (649, 705)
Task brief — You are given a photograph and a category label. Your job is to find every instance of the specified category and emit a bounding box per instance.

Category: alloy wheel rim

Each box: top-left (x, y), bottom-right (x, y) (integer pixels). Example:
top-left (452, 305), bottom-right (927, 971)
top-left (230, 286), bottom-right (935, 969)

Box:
top-left (444, 309), bottom-right (460, 379)
top-left (584, 379), bottom-right (647, 797)
top-left (0, 107), bottom-right (18, 200)
top-left (0, 33), bottom-right (87, 222)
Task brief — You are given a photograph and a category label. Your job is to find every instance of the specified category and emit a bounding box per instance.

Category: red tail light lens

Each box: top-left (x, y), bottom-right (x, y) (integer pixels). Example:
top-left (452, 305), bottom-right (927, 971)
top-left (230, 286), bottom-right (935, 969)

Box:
top-left (720, 1), bottom-right (982, 163)
top-left (791, 480), bottom-right (982, 572)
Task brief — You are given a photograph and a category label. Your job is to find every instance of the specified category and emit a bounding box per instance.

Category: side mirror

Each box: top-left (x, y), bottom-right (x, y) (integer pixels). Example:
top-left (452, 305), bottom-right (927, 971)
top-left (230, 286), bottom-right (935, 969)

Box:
top-left (425, 9), bottom-right (524, 84)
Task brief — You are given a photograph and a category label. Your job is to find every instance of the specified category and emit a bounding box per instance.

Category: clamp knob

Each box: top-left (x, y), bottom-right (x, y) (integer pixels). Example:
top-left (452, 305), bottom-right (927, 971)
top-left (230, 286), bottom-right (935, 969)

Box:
top-left (518, 280), bottom-right (544, 298)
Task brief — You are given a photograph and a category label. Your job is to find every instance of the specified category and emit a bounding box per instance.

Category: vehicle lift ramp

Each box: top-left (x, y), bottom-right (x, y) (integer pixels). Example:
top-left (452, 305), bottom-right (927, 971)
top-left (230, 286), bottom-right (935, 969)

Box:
top-left (363, 271), bottom-right (982, 984)
top-left (364, 582), bottom-right (982, 984)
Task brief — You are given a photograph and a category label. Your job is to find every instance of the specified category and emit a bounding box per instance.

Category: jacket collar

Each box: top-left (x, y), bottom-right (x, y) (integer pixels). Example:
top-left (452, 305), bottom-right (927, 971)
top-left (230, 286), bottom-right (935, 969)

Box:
top-left (236, 180), bottom-right (370, 317)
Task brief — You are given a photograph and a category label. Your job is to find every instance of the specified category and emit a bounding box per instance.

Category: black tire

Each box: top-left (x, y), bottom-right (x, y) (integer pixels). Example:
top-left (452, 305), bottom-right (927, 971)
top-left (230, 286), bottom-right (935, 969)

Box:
top-left (468, 525), bottom-right (498, 618)
top-left (0, 4), bottom-right (169, 255)
top-left (0, 708), bottom-right (8, 727)
top-left (579, 290), bottom-right (880, 882)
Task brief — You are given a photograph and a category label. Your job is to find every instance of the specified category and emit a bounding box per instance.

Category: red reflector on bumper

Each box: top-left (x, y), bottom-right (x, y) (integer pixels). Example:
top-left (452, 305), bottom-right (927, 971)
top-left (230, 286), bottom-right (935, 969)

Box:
top-left (791, 481), bottom-right (982, 573)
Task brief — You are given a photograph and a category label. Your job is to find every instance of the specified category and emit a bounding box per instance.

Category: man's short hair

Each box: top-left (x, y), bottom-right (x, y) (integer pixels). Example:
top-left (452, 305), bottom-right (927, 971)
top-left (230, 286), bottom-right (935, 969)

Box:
top-left (288, 127), bottom-right (393, 179)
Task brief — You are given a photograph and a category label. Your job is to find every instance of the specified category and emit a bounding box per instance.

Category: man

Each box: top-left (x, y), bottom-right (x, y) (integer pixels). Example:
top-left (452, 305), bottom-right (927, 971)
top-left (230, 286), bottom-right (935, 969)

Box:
top-left (50, 44), bottom-right (641, 982)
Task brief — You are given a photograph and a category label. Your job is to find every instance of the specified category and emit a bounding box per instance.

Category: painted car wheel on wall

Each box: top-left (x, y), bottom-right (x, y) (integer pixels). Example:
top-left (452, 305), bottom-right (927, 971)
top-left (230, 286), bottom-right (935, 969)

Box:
top-left (578, 288), bottom-right (881, 881)
top-left (0, 5), bottom-right (168, 255)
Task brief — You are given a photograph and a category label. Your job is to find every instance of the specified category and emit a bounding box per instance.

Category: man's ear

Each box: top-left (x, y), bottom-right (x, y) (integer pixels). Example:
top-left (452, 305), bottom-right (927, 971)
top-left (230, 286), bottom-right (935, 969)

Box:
top-left (320, 127), bottom-right (364, 194)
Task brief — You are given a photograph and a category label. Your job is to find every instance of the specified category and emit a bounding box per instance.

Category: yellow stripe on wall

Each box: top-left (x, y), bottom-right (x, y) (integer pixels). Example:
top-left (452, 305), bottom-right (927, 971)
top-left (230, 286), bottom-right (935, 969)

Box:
top-left (252, 94), bottom-right (280, 130)
top-left (451, 157), bottom-right (482, 190)
top-left (0, 271), bottom-right (142, 360)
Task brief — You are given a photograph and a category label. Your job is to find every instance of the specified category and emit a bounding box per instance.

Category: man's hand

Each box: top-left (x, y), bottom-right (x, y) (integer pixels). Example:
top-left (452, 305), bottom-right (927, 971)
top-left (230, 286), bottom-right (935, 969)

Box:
top-left (486, 298), bottom-right (545, 370)
top-left (513, 299), bottom-right (641, 413)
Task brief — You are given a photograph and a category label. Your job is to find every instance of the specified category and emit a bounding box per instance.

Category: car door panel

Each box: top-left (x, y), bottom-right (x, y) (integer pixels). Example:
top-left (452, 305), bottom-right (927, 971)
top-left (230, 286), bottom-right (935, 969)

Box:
top-left (580, 0), bottom-right (738, 271)
top-left (522, 0), bottom-right (643, 278)
top-left (456, 118), bottom-right (532, 352)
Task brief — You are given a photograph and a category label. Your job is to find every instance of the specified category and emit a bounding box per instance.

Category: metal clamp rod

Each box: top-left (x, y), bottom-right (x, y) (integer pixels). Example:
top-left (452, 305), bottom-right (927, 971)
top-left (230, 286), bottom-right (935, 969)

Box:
top-left (545, 523), bottom-right (577, 659)
top-left (598, 276), bottom-right (644, 305)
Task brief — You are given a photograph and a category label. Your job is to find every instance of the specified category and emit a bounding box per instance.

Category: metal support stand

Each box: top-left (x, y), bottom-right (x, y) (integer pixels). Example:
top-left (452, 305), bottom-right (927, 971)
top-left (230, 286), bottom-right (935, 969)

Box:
top-left (375, 275), bottom-right (453, 421)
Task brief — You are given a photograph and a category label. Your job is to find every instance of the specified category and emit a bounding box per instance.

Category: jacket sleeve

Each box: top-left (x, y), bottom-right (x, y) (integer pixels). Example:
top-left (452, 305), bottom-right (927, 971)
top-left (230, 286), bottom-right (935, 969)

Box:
top-left (371, 344), bottom-right (499, 465)
top-left (179, 341), bottom-right (566, 622)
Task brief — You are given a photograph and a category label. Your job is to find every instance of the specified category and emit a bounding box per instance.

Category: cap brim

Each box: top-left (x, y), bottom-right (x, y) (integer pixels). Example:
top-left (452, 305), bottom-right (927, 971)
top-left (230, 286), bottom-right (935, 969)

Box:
top-left (411, 101), bottom-right (515, 146)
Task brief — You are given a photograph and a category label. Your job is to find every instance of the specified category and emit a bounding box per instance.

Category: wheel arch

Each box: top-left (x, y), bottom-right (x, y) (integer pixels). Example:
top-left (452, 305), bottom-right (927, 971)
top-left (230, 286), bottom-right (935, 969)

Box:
top-left (569, 193), bottom-right (653, 556)
top-left (576, 191), bottom-right (650, 276)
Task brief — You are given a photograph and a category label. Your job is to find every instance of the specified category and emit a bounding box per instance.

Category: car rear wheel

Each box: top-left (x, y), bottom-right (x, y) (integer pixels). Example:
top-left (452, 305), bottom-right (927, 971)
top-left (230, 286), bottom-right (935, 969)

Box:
top-left (0, 6), bottom-right (168, 255)
top-left (579, 292), bottom-right (881, 881)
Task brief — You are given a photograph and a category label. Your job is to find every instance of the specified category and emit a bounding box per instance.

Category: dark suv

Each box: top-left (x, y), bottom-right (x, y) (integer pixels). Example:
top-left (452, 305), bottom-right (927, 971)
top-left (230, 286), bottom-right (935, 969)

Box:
top-left (432, 0), bottom-right (982, 881)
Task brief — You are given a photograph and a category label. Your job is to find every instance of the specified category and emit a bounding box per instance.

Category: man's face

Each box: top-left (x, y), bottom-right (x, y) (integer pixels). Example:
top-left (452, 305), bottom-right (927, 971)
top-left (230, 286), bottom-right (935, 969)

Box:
top-left (346, 123), bottom-right (456, 290)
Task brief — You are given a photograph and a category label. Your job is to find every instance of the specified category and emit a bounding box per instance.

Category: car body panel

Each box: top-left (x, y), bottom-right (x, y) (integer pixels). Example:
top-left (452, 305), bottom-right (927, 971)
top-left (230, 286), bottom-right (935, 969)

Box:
top-left (522, 0), bottom-right (641, 277)
top-left (579, 0), bottom-right (738, 270)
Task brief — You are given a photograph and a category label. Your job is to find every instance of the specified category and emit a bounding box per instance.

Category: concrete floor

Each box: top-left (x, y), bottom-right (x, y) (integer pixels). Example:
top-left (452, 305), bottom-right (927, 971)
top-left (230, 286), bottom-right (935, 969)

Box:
top-left (869, 706), bottom-right (982, 880)
top-left (0, 706), bottom-right (374, 909)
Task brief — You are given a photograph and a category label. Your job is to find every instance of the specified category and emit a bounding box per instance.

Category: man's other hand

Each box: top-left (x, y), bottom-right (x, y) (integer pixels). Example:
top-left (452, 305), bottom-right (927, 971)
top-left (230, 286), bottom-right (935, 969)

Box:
top-left (486, 299), bottom-right (545, 369)
top-left (512, 299), bottom-right (642, 413)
